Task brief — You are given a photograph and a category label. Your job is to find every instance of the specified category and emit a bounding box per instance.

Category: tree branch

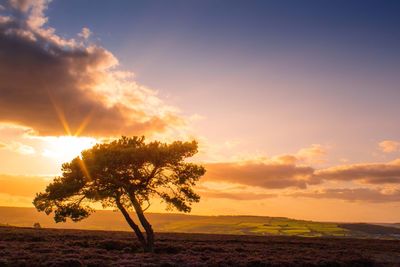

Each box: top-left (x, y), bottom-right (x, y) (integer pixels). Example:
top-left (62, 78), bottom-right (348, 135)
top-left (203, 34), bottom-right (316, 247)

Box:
top-left (142, 199), bottom-right (151, 212)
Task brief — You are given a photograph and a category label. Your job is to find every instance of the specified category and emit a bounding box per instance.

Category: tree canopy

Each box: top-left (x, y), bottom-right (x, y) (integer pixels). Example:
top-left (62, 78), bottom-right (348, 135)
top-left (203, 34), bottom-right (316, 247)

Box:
top-left (33, 136), bottom-right (206, 251)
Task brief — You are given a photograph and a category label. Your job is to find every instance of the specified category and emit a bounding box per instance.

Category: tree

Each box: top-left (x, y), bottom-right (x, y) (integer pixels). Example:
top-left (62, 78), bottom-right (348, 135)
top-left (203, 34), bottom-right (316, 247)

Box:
top-left (33, 136), bottom-right (205, 252)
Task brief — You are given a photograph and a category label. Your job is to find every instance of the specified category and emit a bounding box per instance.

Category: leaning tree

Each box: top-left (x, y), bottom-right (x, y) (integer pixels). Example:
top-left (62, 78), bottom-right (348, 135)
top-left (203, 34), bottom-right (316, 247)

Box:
top-left (33, 136), bottom-right (205, 252)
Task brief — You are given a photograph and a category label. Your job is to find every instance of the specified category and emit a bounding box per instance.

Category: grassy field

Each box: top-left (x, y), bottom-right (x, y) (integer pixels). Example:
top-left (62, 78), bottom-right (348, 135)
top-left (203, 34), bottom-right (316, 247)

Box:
top-left (1, 206), bottom-right (399, 239)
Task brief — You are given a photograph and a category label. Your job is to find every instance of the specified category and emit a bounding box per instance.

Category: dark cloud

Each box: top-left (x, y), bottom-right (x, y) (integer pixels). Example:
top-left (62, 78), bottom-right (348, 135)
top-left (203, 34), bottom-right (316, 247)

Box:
top-left (291, 188), bottom-right (400, 203)
top-left (0, 0), bottom-right (181, 136)
top-left (204, 162), bottom-right (315, 189)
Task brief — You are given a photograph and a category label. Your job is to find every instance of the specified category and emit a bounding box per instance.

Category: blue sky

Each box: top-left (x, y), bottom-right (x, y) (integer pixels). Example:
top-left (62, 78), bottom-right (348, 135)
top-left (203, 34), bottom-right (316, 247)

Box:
top-left (44, 0), bottom-right (400, 161)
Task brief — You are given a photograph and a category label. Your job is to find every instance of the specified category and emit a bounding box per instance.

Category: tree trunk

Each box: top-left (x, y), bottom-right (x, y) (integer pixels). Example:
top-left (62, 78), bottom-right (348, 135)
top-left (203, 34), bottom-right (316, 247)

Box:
top-left (115, 198), bottom-right (148, 250)
top-left (129, 195), bottom-right (155, 253)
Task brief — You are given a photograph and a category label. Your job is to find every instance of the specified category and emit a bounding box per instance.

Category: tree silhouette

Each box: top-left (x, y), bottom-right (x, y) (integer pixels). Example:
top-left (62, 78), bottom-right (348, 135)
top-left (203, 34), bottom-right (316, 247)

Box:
top-left (33, 136), bottom-right (205, 252)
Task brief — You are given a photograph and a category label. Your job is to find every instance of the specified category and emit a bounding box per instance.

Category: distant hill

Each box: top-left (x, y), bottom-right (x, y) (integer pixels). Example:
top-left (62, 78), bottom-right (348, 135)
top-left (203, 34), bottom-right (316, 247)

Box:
top-left (339, 223), bottom-right (400, 236)
top-left (1, 206), bottom-right (399, 239)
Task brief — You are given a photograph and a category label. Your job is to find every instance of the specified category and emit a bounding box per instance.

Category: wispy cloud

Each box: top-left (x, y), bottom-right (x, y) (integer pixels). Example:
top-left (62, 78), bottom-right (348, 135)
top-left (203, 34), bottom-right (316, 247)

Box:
top-left (0, 141), bottom-right (35, 155)
top-left (198, 188), bottom-right (275, 200)
top-left (379, 140), bottom-right (400, 153)
top-left (291, 188), bottom-right (400, 203)
top-left (295, 144), bottom-right (328, 164)
top-left (78, 27), bottom-right (91, 40)
top-left (196, 183), bottom-right (276, 200)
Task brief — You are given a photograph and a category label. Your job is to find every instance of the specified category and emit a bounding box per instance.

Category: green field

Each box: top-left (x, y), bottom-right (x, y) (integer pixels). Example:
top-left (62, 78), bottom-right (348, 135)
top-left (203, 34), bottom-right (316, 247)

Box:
top-left (153, 216), bottom-right (348, 237)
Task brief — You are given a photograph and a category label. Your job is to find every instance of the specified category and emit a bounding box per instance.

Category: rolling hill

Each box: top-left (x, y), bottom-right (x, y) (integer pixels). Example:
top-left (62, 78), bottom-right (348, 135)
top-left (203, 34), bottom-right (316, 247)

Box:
top-left (0, 206), bottom-right (399, 239)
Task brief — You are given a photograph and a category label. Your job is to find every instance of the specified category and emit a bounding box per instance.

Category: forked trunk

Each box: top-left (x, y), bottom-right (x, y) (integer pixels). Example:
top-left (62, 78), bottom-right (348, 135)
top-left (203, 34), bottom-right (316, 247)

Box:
top-left (129, 194), bottom-right (155, 253)
top-left (115, 198), bottom-right (149, 251)
top-left (116, 195), bottom-right (155, 252)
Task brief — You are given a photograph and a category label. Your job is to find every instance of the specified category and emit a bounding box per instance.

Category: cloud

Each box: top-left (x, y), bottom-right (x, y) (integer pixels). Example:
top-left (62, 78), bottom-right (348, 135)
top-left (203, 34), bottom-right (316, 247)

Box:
top-left (201, 155), bottom-right (400, 194)
top-left (268, 144), bottom-right (328, 166)
top-left (8, 0), bottom-right (50, 30)
top-left (0, 174), bottom-right (49, 197)
top-left (315, 159), bottom-right (400, 184)
top-left (291, 188), bottom-right (400, 203)
top-left (0, 141), bottom-right (35, 155)
top-left (78, 27), bottom-right (91, 39)
top-left (203, 161), bottom-right (315, 189)
top-left (199, 189), bottom-right (275, 200)
top-left (9, 142), bottom-right (35, 154)
top-left (196, 183), bottom-right (275, 200)
top-left (0, 0), bottom-right (182, 137)
top-left (379, 140), bottom-right (400, 153)
top-left (295, 144), bottom-right (328, 164)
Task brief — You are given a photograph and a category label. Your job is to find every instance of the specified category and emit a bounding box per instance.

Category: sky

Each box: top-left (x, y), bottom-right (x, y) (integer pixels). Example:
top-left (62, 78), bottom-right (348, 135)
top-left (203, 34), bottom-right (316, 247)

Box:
top-left (1, 0), bottom-right (400, 222)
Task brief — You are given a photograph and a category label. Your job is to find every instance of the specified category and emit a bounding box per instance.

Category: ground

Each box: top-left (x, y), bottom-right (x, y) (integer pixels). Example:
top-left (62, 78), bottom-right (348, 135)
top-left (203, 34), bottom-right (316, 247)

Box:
top-left (0, 226), bottom-right (400, 266)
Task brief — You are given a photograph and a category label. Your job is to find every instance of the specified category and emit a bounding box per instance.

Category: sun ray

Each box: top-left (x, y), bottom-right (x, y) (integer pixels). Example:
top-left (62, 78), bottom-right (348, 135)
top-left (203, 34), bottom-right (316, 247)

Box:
top-left (74, 108), bottom-right (95, 137)
top-left (78, 157), bottom-right (92, 181)
top-left (47, 90), bottom-right (72, 136)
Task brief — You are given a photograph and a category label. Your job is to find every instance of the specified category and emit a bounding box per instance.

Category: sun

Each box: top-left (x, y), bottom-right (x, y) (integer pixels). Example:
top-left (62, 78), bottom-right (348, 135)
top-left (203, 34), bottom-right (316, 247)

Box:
top-left (42, 136), bottom-right (97, 162)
